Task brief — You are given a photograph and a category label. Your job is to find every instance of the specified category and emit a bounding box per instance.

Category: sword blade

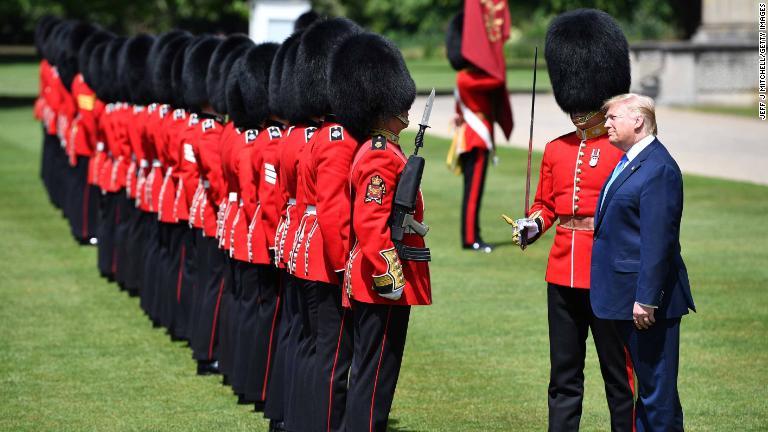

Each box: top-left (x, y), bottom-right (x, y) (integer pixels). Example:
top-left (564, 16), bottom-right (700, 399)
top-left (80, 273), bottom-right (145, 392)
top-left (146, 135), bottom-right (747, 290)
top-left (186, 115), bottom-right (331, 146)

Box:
top-left (421, 88), bottom-right (436, 126)
top-left (524, 48), bottom-right (538, 217)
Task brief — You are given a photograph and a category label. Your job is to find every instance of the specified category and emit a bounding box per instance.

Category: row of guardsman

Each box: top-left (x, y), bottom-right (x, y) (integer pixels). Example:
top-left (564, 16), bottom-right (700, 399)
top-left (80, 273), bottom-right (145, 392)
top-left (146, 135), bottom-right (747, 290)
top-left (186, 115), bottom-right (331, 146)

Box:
top-left (33, 11), bottom-right (432, 432)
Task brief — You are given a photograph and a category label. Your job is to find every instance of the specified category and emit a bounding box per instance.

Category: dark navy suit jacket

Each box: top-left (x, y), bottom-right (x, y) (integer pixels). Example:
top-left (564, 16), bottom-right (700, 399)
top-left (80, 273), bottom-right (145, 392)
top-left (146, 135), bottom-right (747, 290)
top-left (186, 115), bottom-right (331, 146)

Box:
top-left (590, 139), bottom-right (695, 320)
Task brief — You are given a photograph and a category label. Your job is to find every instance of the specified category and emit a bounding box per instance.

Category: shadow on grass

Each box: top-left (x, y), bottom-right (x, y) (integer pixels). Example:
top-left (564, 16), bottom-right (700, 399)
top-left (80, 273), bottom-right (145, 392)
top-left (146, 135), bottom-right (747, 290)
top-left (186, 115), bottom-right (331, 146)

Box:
top-left (387, 418), bottom-right (420, 432)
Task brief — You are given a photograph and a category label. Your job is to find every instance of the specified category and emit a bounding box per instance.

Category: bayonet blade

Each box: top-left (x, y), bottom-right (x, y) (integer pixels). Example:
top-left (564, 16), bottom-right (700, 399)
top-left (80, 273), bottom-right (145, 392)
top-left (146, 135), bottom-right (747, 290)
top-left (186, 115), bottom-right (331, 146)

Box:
top-left (420, 88), bottom-right (436, 126)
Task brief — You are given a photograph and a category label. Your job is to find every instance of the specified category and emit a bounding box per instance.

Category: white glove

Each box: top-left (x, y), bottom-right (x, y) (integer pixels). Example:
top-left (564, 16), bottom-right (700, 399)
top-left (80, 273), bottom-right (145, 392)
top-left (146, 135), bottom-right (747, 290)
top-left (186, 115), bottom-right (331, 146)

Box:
top-left (515, 218), bottom-right (540, 240)
top-left (378, 287), bottom-right (403, 301)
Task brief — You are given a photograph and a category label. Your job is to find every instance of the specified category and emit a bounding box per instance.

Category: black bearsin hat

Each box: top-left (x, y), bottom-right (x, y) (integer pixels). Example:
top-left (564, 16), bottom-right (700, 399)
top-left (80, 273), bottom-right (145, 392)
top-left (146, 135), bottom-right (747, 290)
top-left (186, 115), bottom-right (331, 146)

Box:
top-left (328, 32), bottom-right (416, 140)
top-left (269, 31), bottom-right (303, 123)
top-left (153, 33), bottom-right (193, 106)
top-left (294, 17), bottom-right (362, 119)
top-left (445, 12), bottom-right (470, 71)
top-left (181, 35), bottom-right (222, 111)
top-left (206, 34), bottom-right (254, 115)
top-left (545, 8), bottom-right (631, 114)
top-left (79, 30), bottom-right (113, 90)
top-left (101, 37), bottom-right (127, 103)
top-left (228, 42), bottom-right (280, 129)
top-left (118, 34), bottom-right (156, 105)
top-left (146, 30), bottom-right (191, 104)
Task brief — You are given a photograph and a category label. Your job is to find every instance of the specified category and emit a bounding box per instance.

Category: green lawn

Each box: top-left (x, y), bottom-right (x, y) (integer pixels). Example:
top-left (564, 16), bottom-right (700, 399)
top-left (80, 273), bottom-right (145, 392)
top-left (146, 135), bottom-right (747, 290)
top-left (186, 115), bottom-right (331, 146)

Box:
top-left (0, 62), bottom-right (39, 97)
top-left (1, 105), bottom-right (767, 431)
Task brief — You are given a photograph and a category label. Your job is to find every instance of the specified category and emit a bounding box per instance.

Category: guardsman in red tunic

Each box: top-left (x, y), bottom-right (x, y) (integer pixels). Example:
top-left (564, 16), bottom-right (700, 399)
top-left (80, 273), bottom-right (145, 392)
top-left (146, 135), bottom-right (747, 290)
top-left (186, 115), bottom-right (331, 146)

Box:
top-left (289, 18), bottom-right (362, 432)
top-left (197, 34), bottom-right (255, 396)
top-left (35, 17), bottom-right (63, 207)
top-left (65, 30), bottom-right (112, 245)
top-left (445, 12), bottom-right (513, 253)
top-left (331, 32), bottom-right (431, 432)
top-left (504, 10), bottom-right (635, 432)
top-left (257, 30), bottom-right (307, 432)
top-left (95, 36), bottom-right (127, 281)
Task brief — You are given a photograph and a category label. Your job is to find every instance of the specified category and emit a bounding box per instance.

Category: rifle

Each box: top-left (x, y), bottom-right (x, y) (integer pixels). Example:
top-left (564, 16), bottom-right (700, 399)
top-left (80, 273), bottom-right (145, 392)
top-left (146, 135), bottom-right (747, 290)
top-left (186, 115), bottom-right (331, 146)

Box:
top-left (389, 88), bottom-right (435, 262)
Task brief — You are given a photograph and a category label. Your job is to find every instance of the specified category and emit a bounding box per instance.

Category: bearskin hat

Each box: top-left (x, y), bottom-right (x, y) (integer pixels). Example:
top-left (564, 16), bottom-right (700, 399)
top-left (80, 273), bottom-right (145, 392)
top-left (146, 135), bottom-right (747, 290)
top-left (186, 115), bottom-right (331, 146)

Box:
top-left (228, 43), bottom-right (280, 129)
top-left (295, 17), bottom-right (362, 119)
top-left (445, 12), bottom-right (470, 71)
top-left (59, 21), bottom-right (98, 90)
top-left (118, 34), bottom-right (156, 105)
top-left (545, 8), bottom-right (631, 114)
top-left (44, 19), bottom-right (69, 67)
top-left (101, 37), bottom-right (127, 103)
top-left (153, 33), bottom-right (193, 106)
top-left (79, 31), bottom-right (113, 90)
top-left (267, 32), bottom-right (297, 121)
top-left (35, 16), bottom-right (60, 58)
top-left (146, 30), bottom-right (191, 103)
top-left (206, 34), bottom-right (254, 115)
top-left (87, 42), bottom-right (109, 100)
top-left (181, 35), bottom-right (222, 111)
top-left (329, 32), bottom-right (416, 140)
top-left (278, 33), bottom-right (306, 124)
top-left (294, 10), bottom-right (320, 32)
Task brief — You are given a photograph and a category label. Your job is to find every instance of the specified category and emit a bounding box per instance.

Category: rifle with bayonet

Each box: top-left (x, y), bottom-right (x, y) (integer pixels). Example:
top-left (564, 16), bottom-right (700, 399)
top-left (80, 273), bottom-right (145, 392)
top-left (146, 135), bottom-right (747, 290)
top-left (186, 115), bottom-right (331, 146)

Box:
top-left (389, 88), bottom-right (435, 262)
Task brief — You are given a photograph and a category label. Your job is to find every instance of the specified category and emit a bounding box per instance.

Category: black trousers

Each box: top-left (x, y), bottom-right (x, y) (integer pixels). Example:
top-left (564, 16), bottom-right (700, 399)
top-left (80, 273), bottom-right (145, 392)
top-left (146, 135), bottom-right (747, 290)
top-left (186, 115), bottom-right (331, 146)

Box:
top-left (65, 156), bottom-right (98, 243)
top-left (123, 210), bottom-right (150, 294)
top-left (459, 148), bottom-right (489, 246)
top-left (174, 226), bottom-right (196, 340)
top-left (189, 235), bottom-right (226, 362)
top-left (547, 284), bottom-right (635, 432)
top-left (140, 216), bottom-right (161, 320)
top-left (285, 278), bottom-right (320, 432)
top-left (113, 195), bottom-right (134, 290)
top-left (218, 255), bottom-right (236, 382)
top-left (241, 263), bottom-right (280, 402)
top-left (346, 301), bottom-right (410, 432)
top-left (96, 192), bottom-right (118, 279)
top-left (313, 280), bottom-right (353, 432)
top-left (264, 271), bottom-right (297, 422)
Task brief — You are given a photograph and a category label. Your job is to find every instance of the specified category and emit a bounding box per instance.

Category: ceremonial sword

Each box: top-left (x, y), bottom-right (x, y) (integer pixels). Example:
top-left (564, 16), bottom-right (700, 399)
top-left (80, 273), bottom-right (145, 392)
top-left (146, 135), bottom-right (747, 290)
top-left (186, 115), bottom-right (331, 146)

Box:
top-left (520, 47), bottom-right (538, 251)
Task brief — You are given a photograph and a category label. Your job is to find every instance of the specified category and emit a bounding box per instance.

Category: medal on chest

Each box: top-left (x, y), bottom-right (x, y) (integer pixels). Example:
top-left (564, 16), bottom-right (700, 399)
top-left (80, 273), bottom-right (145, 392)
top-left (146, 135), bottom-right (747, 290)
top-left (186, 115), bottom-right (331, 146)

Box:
top-left (589, 149), bottom-right (600, 167)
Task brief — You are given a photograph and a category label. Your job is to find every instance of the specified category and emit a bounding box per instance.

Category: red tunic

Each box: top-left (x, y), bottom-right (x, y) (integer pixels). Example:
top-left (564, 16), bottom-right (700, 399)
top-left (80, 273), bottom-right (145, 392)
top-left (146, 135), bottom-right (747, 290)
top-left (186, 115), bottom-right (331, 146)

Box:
top-left (276, 125), bottom-right (309, 271)
top-left (158, 108), bottom-right (190, 223)
top-left (226, 127), bottom-right (259, 262)
top-left (217, 122), bottom-right (240, 250)
top-left (293, 121), bottom-right (357, 284)
top-left (248, 125), bottom-right (284, 265)
top-left (34, 60), bottom-right (52, 121)
top-left (67, 74), bottom-right (101, 165)
top-left (530, 129), bottom-right (623, 289)
top-left (176, 114), bottom-right (203, 226)
top-left (193, 116), bottom-right (226, 237)
top-left (454, 68), bottom-right (513, 154)
top-left (125, 105), bottom-right (148, 200)
top-left (142, 104), bottom-right (169, 212)
top-left (344, 136), bottom-right (431, 306)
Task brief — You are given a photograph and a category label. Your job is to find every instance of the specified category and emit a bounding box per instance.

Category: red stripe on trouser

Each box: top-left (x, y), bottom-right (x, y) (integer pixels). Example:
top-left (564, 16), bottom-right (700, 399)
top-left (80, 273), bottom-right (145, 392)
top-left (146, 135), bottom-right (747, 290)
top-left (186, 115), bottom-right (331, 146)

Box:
top-left (326, 309), bottom-right (348, 432)
top-left (464, 150), bottom-right (486, 244)
top-left (81, 181), bottom-right (89, 238)
top-left (176, 245), bottom-right (186, 303)
top-left (208, 277), bottom-right (225, 360)
top-left (624, 346), bottom-right (637, 432)
top-left (369, 306), bottom-right (392, 432)
top-left (261, 290), bottom-right (282, 400)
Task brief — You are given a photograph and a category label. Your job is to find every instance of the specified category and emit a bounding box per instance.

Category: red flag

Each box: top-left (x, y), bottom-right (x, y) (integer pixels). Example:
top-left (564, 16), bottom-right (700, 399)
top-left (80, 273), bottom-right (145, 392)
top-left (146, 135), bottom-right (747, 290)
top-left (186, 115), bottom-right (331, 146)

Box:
top-left (461, 0), bottom-right (513, 139)
top-left (462, 0), bottom-right (511, 82)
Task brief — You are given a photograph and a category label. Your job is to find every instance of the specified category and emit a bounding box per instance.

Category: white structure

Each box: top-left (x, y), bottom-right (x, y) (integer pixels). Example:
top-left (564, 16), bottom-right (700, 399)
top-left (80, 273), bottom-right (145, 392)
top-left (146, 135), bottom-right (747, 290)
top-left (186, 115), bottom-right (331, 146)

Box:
top-left (249, 0), bottom-right (311, 43)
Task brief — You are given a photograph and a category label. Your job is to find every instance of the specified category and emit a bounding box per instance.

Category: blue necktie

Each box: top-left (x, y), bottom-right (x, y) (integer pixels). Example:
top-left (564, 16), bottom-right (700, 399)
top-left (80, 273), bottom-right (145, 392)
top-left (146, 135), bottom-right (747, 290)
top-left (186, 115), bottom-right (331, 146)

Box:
top-left (600, 155), bottom-right (629, 212)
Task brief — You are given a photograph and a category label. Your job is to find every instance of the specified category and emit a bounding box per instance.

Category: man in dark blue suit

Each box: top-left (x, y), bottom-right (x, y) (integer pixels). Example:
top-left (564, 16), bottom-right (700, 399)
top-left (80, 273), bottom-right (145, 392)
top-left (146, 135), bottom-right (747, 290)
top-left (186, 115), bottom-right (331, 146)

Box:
top-left (591, 93), bottom-right (696, 432)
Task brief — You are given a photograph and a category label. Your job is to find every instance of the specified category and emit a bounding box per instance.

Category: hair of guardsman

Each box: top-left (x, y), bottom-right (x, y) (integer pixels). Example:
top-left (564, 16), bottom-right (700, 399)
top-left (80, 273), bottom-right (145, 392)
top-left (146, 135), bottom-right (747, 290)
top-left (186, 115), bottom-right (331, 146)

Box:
top-left (294, 17), bottom-right (362, 119)
top-left (182, 35), bottom-right (223, 112)
top-left (328, 32), bottom-right (416, 141)
top-left (603, 93), bottom-right (658, 136)
top-left (206, 34), bottom-right (254, 115)
top-left (445, 12), bottom-right (470, 71)
top-left (545, 8), bottom-right (631, 114)
top-left (233, 43), bottom-right (280, 129)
